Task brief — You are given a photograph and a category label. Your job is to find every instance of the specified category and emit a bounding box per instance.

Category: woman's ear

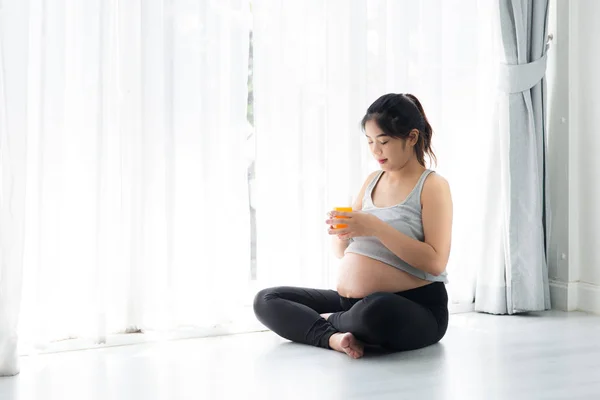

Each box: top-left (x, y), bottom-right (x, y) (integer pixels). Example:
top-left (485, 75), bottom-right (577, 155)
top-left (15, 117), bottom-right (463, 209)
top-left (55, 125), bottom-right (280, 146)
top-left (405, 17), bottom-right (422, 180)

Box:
top-left (409, 129), bottom-right (419, 146)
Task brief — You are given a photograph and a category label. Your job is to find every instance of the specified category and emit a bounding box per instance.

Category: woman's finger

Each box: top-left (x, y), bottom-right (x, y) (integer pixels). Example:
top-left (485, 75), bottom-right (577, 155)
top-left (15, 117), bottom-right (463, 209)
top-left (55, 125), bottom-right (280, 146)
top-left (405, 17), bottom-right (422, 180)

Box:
top-left (325, 218), bottom-right (351, 226)
top-left (331, 211), bottom-right (353, 218)
top-left (328, 227), bottom-right (349, 235)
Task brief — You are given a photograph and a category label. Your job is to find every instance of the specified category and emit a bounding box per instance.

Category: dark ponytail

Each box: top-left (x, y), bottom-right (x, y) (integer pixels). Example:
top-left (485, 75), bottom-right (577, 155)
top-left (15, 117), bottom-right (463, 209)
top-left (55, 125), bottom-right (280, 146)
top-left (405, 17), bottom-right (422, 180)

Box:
top-left (403, 94), bottom-right (436, 167)
top-left (361, 93), bottom-right (437, 168)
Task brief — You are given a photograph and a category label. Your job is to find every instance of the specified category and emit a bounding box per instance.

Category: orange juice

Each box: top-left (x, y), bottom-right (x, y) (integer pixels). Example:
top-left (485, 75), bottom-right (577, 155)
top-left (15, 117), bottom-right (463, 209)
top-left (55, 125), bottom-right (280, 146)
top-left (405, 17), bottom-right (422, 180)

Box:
top-left (333, 207), bottom-right (352, 229)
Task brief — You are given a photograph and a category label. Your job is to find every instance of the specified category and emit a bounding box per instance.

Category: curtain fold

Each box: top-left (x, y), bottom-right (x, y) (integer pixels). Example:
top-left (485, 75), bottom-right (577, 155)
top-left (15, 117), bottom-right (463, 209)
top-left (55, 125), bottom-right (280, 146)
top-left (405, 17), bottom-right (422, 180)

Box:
top-left (475, 0), bottom-right (551, 314)
top-left (0, 0), bottom-right (29, 377)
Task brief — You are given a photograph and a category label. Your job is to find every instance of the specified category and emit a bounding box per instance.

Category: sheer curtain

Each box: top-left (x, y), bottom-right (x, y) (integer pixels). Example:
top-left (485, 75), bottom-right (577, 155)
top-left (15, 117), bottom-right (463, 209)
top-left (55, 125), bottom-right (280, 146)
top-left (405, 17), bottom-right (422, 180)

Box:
top-left (2, 0), bottom-right (252, 367)
top-left (252, 0), bottom-right (497, 309)
top-left (0, 0), bottom-right (29, 377)
top-left (1, 0), bottom-right (503, 377)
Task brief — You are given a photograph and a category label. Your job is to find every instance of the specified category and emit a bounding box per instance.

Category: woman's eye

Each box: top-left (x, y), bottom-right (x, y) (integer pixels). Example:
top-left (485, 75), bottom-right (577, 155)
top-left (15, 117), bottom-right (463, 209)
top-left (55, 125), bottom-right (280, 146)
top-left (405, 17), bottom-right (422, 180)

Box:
top-left (368, 141), bottom-right (387, 145)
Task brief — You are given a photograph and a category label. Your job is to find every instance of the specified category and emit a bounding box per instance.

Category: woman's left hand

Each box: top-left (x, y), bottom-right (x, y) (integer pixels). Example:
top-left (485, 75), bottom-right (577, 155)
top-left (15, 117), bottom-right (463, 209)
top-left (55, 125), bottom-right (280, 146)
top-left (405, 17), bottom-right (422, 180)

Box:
top-left (326, 210), bottom-right (382, 240)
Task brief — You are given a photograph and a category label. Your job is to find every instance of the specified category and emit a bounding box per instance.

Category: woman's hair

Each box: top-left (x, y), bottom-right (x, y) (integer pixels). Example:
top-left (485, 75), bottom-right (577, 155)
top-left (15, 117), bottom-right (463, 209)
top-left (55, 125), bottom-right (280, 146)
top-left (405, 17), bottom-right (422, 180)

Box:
top-left (361, 93), bottom-right (436, 167)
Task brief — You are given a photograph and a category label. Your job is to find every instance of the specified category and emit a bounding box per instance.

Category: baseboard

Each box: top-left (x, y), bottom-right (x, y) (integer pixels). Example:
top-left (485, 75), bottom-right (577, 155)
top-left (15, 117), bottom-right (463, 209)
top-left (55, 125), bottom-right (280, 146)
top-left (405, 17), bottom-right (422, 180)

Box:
top-left (20, 306), bottom-right (265, 356)
top-left (577, 282), bottom-right (600, 315)
top-left (449, 302), bottom-right (474, 314)
top-left (549, 279), bottom-right (600, 314)
top-left (549, 280), bottom-right (578, 311)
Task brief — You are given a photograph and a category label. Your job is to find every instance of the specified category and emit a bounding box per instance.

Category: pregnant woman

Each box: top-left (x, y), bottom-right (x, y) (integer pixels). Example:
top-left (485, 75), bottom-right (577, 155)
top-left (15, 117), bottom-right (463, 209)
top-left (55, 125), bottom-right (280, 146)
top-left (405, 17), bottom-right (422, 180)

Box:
top-left (254, 93), bottom-right (453, 359)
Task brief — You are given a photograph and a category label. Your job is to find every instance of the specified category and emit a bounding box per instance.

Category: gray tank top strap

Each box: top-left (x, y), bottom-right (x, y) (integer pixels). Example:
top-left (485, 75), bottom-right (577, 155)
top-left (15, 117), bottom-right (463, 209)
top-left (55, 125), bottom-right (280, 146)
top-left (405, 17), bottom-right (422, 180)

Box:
top-left (403, 169), bottom-right (435, 207)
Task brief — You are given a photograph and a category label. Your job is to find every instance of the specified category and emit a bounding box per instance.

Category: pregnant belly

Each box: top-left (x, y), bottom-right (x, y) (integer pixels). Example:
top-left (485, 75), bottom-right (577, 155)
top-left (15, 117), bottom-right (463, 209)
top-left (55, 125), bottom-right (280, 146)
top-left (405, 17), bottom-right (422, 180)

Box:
top-left (336, 253), bottom-right (430, 298)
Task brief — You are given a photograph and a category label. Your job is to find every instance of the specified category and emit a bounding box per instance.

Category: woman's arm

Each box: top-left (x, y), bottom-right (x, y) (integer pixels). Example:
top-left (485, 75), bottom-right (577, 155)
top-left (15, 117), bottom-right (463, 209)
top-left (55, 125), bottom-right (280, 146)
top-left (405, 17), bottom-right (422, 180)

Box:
top-left (330, 171), bottom-right (379, 259)
top-left (331, 232), bottom-right (351, 259)
top-left (372, 173), bottom-right (453, 276)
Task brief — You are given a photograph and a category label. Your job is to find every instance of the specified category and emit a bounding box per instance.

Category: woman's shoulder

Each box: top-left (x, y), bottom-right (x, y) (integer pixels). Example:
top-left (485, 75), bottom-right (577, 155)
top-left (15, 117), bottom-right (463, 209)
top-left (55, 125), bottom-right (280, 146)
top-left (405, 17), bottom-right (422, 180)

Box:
top-left (365, 170), bottom-right (381, 183)
top-left (422, 171), bottom-right (451, 203)
top-left (358, 170), bottom-right (382, 191)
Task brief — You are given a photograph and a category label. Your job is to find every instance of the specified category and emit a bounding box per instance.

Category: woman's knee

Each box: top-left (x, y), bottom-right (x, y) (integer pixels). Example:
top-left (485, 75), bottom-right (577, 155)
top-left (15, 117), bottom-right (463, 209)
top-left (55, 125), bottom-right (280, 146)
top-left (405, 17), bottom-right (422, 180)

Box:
top-left (253, 287), bottom-right (280, 318)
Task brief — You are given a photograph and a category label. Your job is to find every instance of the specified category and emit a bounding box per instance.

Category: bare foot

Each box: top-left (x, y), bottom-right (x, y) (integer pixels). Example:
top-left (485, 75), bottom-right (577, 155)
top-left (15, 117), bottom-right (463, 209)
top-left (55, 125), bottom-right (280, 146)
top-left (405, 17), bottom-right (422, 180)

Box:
top-left (320, 313), bottom-right (332, 320)
top-left (329, 332), bottom-right (364, 359)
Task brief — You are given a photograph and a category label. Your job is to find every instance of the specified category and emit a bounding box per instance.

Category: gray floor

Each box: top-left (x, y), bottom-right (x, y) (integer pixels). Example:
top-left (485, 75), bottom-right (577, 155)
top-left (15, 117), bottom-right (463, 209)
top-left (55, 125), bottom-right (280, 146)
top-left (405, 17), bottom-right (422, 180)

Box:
top-left (1, 311), bottom-right (600, 400)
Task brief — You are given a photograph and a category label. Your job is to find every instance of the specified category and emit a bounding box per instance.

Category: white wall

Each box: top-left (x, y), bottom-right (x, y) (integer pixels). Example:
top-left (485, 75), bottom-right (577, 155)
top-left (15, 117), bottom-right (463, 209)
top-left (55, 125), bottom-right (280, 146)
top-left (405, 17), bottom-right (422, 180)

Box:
top-left (547, 0), bottom-right (571, 309)
top-left (571, 0), bottom-right (600, 312)
top-left (549, 0), bottom-right (600, 313)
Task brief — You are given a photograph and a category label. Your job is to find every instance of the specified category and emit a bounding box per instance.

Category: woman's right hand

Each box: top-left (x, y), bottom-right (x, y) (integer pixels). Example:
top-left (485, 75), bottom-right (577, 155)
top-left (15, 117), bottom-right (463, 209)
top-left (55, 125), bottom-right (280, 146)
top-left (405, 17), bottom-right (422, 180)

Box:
top-left (327, 212), bottom-right (352, 258)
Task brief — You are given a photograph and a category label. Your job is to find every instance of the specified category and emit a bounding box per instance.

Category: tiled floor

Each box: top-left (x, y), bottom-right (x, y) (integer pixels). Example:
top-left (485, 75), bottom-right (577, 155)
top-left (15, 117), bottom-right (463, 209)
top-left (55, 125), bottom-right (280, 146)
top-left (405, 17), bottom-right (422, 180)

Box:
top-left (2, 311), bottom-right (600, 400)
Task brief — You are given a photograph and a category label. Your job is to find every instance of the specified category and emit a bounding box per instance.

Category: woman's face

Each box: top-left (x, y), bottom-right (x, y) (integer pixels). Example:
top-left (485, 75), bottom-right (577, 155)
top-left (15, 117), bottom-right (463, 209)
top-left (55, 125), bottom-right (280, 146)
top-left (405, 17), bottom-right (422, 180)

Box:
top-left (364, 120), bottom-right (417, 170)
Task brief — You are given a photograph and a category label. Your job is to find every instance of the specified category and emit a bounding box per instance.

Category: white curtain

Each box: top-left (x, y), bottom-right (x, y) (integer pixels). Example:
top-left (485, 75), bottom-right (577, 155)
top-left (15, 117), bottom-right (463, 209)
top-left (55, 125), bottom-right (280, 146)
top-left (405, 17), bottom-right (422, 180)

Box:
top-left (1, 0), bottom-right (252, 373)
top-left (0, 0), bottom-right (29, 377)
top-left (252, 0), bottom-right (498, 309)
top-left (1, 0), bottom-right (505, 377)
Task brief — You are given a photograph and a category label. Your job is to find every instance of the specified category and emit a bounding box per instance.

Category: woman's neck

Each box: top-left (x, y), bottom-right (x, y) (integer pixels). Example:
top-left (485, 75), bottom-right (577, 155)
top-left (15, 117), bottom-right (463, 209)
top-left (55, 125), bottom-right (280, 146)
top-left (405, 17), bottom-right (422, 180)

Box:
top-left (383, 158), bottom-right (425, 184)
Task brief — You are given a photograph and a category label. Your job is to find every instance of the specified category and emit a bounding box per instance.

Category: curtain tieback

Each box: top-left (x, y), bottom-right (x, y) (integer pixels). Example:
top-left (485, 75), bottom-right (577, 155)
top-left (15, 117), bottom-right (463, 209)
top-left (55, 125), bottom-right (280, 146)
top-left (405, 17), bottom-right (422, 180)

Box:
top-left (498, 52), bottom-right (548, 94)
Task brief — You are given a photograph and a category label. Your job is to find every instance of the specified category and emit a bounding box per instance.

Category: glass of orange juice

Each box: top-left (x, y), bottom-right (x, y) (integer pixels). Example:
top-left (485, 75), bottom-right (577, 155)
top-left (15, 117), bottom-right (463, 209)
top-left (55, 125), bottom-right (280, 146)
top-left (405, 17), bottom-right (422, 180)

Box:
top-left (333, 207), bottom-right (352, 229)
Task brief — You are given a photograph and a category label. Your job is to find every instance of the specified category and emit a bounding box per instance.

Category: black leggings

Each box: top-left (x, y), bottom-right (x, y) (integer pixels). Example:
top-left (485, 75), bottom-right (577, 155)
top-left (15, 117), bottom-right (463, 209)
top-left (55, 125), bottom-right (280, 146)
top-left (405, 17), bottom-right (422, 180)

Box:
top-left (253, 282), bottom-right (448, 351)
